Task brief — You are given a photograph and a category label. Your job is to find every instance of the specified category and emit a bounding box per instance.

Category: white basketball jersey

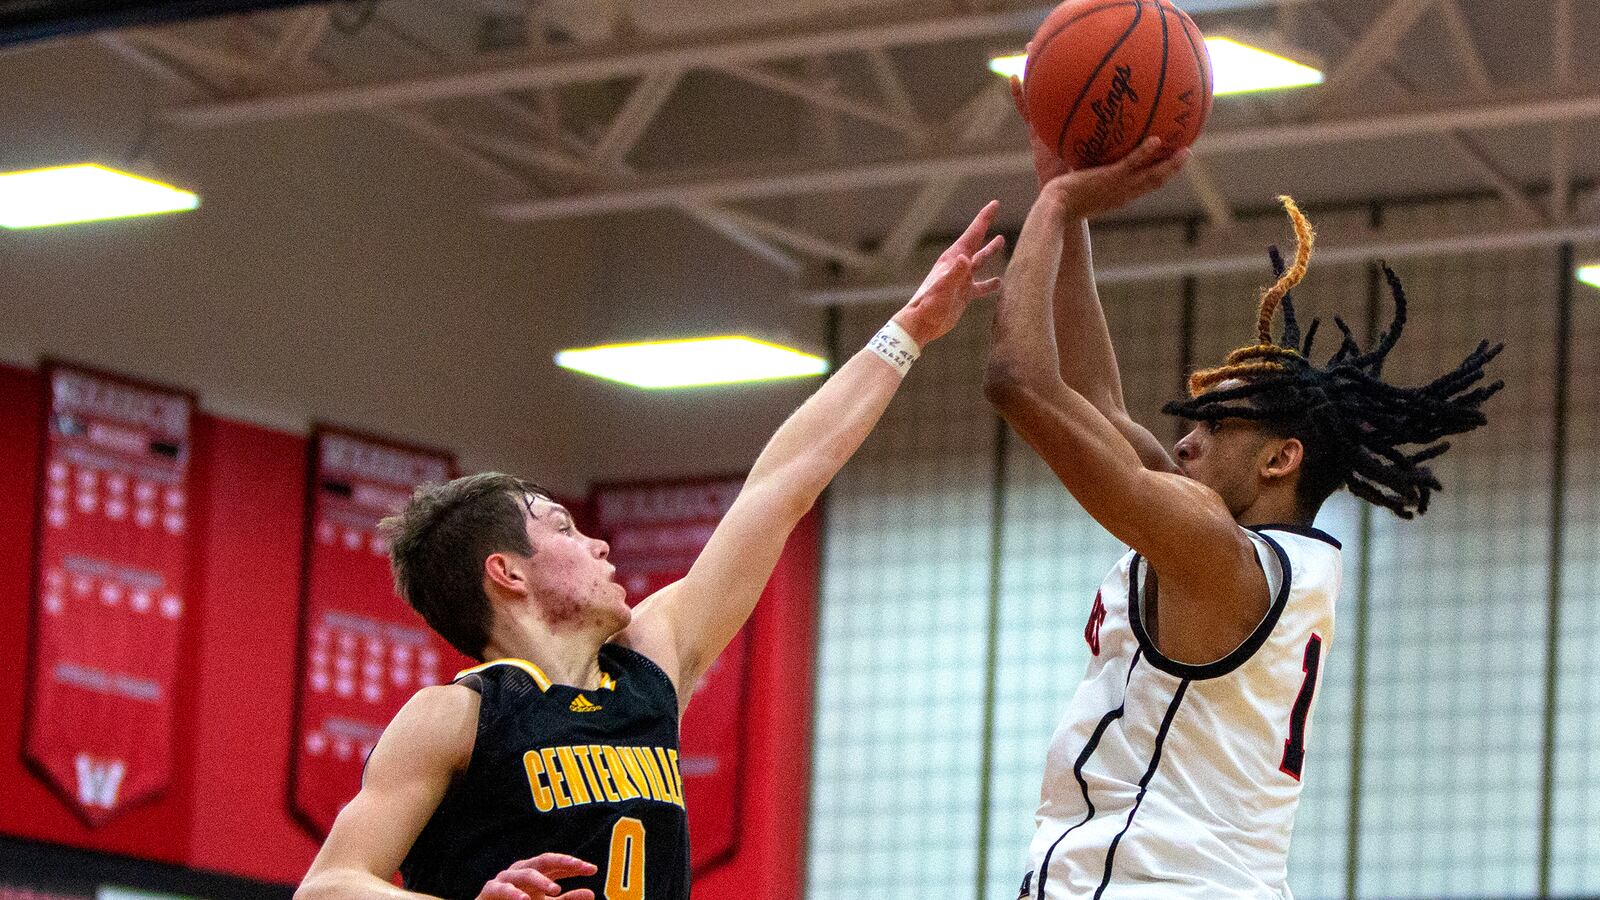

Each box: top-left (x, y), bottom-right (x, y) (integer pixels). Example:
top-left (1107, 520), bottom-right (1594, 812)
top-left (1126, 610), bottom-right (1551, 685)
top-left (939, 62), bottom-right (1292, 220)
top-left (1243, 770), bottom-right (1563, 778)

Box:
top-left (1020, 525), bottom-right (1341, 900)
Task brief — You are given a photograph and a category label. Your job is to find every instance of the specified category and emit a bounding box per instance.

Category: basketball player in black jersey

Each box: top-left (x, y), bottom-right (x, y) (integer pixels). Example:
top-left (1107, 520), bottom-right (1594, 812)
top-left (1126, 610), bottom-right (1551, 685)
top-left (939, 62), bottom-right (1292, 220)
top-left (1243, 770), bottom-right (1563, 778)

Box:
top-left (293, 202), bottom-right (1006, 900)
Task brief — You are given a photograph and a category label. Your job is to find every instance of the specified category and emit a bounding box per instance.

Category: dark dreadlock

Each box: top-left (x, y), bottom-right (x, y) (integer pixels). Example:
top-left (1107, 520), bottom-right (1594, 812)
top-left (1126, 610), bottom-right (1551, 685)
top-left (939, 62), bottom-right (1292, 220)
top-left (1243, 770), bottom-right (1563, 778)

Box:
top-left (1162, 196), bottom-right (1505, 520)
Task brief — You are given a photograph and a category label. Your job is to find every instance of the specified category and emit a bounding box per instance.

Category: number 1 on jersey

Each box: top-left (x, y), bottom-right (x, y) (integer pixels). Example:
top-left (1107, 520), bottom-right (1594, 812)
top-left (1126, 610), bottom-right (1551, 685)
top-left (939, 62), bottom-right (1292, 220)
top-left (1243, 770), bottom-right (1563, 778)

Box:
top-left (606, 817), bottom-right (645, 900)
top-left (1279, 633), bottom-right (1322, 781)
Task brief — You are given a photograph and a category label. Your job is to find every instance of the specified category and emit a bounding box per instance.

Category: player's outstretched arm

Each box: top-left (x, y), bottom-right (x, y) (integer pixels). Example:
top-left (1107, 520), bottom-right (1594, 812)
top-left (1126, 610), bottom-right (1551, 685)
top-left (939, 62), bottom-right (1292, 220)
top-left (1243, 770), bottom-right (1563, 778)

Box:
top-left (295, 685), bottom-right (597, 900)
top-left (985, 179), bottom-right (1267, 662)
top-left (618, 203), bottom-right (1005, 712)
top-left (1008, 77), bottom-right (1185, 474)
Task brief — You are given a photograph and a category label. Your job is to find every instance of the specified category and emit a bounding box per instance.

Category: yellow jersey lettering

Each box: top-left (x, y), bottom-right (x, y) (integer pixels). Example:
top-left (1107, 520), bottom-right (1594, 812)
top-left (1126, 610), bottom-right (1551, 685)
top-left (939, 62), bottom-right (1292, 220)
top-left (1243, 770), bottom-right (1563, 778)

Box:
top-left (572, 745), bottom-right (607, 802)
top-left (590, 745), bottom-right (624, 803)
top-left (615, 747), bottom-right (653, 801)
top-left (541, 747), bottom-right (573, 809)
top-left (555, 746), bottom-right (593, 805)
top-left (522, 750), bottom-right (555, 812)
top-left (667, 749), bottom-right (684, 807)
top-left (654, 748), bottom-right (681, 806)
top-left (632, 746), bottom-right (668, 802)
top-left (603, 746), bottom-right (643, 801)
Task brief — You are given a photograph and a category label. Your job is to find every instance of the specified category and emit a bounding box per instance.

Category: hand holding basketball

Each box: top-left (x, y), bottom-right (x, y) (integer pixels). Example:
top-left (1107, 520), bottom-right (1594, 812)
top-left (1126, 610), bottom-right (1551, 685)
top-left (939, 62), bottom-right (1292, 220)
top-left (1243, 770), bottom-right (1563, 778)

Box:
top-left (1010, 69), bottom-right (1071, 188)
top-left (894, 200), bottom-right (1006, 347)
top-left (1044, 137), bottom-right (1189, 220)
top-left (477, 853), bottom-right (598, 900)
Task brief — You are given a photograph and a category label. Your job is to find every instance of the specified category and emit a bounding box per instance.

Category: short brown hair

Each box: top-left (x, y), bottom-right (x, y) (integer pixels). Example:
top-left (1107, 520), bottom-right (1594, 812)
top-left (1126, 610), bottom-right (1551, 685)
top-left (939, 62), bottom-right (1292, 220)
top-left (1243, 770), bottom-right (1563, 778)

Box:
top-left (380, 473), bottom-right (549, 660)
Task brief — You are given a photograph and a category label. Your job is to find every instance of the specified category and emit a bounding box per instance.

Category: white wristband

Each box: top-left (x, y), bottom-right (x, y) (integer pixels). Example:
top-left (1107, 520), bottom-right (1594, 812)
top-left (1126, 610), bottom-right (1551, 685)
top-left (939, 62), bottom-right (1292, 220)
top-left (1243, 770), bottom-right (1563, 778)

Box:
top-left (867, 320), bottom-right (922, 376)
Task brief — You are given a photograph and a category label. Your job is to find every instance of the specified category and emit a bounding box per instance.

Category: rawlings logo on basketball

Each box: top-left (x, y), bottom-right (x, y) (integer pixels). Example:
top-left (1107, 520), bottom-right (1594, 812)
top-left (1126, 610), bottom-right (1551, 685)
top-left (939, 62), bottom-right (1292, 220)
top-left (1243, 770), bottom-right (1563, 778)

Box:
top-left (1076, 65), bottom-right (1140, 166)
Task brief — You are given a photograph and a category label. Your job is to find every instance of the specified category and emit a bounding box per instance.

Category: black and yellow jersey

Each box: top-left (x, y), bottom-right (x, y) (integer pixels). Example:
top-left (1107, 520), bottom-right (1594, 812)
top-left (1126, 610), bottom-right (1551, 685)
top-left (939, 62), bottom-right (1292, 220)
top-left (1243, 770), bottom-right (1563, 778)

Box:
top-left (400, 643), bottom-right (690, 900)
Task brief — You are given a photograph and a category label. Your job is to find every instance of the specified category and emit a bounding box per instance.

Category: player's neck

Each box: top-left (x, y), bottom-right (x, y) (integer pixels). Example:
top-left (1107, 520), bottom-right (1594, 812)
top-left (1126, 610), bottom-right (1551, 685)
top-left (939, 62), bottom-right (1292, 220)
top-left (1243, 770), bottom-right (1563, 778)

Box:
top-left (481, 607), bottom-right (610, 691)
top-left (1234, 490), bottom-right (1306, 529)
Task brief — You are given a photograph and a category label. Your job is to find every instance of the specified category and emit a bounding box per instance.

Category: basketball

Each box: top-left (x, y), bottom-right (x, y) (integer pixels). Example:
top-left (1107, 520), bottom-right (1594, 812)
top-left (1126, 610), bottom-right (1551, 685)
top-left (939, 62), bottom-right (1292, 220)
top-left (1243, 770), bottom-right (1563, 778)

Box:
top-left (1023, 0), bottom-right (1214, 169)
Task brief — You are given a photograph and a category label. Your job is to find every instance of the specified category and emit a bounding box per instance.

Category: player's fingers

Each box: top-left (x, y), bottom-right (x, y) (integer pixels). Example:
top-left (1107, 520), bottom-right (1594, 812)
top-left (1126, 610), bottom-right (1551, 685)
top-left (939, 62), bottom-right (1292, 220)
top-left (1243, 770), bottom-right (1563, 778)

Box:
top-left (972, 234), bottom-right (1007, 268)
top-left (498, 868), bottom-right (562, 896)
top-left (513, 854), bottom-right (598, 879)
top-left (972, 276), bottom-right (1004, 297)
top-left (1135, 149), bottom-right (1189, 191)
top-left (960, 200), bottom-right (1001, 247)
top-left (1009, 75), bottom-right (1026, 117)
top-left (478, 882), bottom-right (530, 900)
top-left (554, 891), bottom-right (596, 900)
top-left (1117, 136), bottom-right (1165, 173)
top-left (515, 851), bottom-right (598, 871)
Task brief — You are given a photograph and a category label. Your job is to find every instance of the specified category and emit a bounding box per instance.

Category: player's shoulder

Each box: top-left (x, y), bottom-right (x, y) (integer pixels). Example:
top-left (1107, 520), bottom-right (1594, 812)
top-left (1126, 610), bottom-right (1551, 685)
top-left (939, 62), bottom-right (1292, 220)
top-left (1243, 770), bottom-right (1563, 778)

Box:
top-left (385, 684), bottom-right (480, 754)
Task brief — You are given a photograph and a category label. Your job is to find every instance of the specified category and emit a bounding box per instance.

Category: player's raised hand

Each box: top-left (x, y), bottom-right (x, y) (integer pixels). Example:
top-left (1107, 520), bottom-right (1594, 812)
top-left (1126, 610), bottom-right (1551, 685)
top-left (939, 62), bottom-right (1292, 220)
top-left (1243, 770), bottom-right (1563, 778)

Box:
top-left (476, 853), bottom-right (598, 900)
top-left (1046, 136), bottom-right (1189, 221)
top-left (1008, 57), bottom-right (1070, 188)
top-left (894, 200), bottom-right (1006, 347)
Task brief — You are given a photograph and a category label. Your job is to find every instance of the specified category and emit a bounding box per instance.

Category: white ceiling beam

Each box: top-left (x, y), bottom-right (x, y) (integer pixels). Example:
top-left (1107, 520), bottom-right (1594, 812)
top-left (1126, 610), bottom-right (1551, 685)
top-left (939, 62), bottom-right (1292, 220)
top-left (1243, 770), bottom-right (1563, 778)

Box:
top-left (677, 204), bottom-right (805, 274)
top-left (1435, 0), bottom-right (1491, 94)
top-left (489, 85), bottom-right (1600, 221)
top-left (162, 5), bottom-right (1054, 128)
top-left (1310, 5), bottom-right (1540, 224)
top-left (1449, 134), bottom-right (1545, 224)
top-left (715, 63), bottom-right (925, 139)
top-left (269, 7), bottom-right (333, 70)
top-left (1183, 156), bottom-right (1238, 232)
top-left (805, 218), bottom-right (1600, 304)
top-left (376, 110), bottom-right (531, 185)
top-left (1553, 0), bottom-right (1574, 84)
top-left (1550, 126), bottom-right (1573, 222)
top-left (591, 68), bottom-right (685, 167)
top-left (95, 34), bottom-right (219, 95)
top-left (705, 205), bottom-right (876, 270)
top-left (875, 82), bottom-right (1013, 267)
top-left (1313, 0), bottom-right (1437, 113)
top-left (863, 47), bottom-right (921, 129)
top-left (124, 31), bottom-right (270, 83)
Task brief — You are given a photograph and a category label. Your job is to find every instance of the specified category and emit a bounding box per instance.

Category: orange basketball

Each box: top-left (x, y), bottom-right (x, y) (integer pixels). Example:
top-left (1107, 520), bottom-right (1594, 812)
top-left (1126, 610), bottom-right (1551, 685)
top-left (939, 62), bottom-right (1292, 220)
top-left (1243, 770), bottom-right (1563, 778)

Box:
top-left (1023, 0), bottom-right (1214, 169)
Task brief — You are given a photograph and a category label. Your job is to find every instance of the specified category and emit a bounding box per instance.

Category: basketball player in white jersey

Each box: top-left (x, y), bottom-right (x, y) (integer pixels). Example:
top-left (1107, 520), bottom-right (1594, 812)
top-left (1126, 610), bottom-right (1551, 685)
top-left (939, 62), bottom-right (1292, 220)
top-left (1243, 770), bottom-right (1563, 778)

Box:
top-left (986, 83), bottom-right (1503, 898)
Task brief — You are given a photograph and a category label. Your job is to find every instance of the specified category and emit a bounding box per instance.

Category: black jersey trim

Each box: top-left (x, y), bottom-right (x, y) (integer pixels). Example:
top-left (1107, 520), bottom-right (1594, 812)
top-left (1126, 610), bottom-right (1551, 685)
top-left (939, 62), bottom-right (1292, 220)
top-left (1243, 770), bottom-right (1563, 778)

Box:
top-left (1127, 529), bottom-right (1293, 680)
top-left (1251, 523), bottom-right (1342, 550)
top-left (1035, 650), bottom-right (1143, 900)
top-left (1093, 678), bottom-right (1191, 899)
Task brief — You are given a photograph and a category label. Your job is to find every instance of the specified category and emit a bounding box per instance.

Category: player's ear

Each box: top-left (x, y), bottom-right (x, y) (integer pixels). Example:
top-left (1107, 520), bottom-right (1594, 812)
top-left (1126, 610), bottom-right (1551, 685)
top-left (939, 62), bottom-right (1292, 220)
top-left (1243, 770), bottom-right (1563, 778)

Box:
top-left (484, 551), bottom-right (528, 597)
top-left (1262, 437), bottom-right (1305, 482)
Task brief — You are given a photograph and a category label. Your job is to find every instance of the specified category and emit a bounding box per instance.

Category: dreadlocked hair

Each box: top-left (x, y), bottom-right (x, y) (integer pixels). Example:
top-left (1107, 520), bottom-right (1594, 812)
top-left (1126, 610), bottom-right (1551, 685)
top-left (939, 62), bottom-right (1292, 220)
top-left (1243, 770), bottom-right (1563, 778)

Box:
top-left (1162, 197), bottom-right (1504, 520)
top-left (1188, 196), bottom-right (1316, 395)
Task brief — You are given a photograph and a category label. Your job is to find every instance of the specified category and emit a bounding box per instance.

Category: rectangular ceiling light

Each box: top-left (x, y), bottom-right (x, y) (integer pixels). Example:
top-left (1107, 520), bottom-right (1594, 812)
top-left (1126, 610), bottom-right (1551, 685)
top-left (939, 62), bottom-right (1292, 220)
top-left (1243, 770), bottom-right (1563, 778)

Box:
top-left (1579, 265), bottom-right (1600, 290)
top-left (0, 163), bottom-right (199, 229)
top-left (555, 336), bottom-right (829, 389)
top-left (989, 37), bottom-right (1322, 96)
top-left (1205, 37), bottom-right (1323, 95)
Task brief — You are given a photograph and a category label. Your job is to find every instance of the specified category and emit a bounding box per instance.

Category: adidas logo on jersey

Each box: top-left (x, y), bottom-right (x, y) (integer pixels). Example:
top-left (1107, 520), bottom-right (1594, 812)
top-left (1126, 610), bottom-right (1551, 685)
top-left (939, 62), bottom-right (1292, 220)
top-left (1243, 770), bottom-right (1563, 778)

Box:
top-left (569, 694), bottom-right (603, 713)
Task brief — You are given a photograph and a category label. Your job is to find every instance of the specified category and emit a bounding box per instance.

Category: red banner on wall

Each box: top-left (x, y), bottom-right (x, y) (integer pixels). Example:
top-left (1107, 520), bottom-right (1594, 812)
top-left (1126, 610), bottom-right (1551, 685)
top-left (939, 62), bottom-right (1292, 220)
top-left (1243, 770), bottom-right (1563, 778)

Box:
top-left (591, 477), bottom-right (751, 876)
top-left (289, 426), bottom-right (466, 838)
top-left (24, 364), bottom-right (195, 826)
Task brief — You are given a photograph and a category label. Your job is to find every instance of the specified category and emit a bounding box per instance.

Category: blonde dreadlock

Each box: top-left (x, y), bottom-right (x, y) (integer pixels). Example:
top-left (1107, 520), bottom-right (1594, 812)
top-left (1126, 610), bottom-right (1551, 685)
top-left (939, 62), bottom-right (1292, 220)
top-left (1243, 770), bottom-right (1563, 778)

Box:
top-left (1187, 196), bottom-right (1316, 396)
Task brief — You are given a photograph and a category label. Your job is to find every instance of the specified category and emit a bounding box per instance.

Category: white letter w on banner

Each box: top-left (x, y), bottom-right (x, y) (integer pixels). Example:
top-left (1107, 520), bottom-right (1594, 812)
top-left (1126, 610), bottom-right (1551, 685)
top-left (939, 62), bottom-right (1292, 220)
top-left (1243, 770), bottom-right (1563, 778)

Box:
top-left (74, 754), bottom-right (127, 809)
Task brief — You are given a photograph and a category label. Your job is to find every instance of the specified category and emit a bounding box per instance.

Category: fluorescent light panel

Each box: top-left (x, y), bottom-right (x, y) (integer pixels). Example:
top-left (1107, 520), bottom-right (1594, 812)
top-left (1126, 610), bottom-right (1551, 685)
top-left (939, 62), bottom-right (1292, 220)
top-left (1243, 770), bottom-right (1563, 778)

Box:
top-left (0, 163), bottom-right (199, 229)
top-left (555, 336), bottom-right (829, 389)
top-left (988, 37), bottom-right (1323, 96)
top-left (1579, 265), bottom-right (1600, 289)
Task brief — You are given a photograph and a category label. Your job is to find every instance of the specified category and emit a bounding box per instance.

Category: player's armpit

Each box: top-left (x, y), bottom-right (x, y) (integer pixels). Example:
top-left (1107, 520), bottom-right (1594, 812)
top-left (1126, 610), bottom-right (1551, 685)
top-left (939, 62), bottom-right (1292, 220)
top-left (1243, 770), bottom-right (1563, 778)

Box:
top-left (294, 684), bottom-right (479, 900)
top-left (615, 479), bottom-right (801, 716)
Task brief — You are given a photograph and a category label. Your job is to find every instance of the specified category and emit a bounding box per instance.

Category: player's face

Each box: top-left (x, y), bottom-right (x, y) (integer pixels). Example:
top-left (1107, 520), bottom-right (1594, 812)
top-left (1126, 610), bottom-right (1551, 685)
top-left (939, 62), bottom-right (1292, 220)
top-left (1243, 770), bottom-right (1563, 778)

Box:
top-left (1173, 416), bottom-right (1276, 518)
top-left (519, 496), bottom-right (631, 633)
